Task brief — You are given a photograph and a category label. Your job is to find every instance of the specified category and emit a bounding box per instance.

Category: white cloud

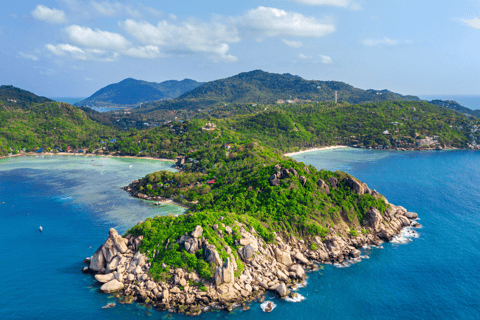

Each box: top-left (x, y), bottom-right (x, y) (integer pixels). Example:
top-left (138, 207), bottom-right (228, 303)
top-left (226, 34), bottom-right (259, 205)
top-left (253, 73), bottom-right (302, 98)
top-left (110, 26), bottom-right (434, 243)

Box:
top-left (123, 45), bottom-right (163, 59)
top-left (362, 37), bottom-right (401, 46)
top-left (291, 0), bottom-right (348, 6)
top-left (290, 0), bottom-right (361, 9)
top-left (65, 25), bottom-right (130, 50)
top-left (46, 43), bottom-right (119, 61)
top-left (90, 1), bottom-right (142, 19)
top-left (239, 6), bottom-right (335, 38)
top-left (84, 77), bottom-right (94, 81)
top-left (298, 53), bottom-right (311, 59)
top-left (61, 0), bottom-right (162, 19)
top-left (37, 5), bottom-right (334, 63)
top-left (46, 43), bottom-right (86, 59)
top-left (31, 5), bottom-right (67, 24)
top-left (318, 54), bottom-right (332, 64)
top-left (462, 17), bottom-right (480, 29)
top-left (122, 19), bottom-right (240, 61)
top-left (18, 52), bottom-right (39, 61)
top-left (282, 39), bottom-right (303, 48)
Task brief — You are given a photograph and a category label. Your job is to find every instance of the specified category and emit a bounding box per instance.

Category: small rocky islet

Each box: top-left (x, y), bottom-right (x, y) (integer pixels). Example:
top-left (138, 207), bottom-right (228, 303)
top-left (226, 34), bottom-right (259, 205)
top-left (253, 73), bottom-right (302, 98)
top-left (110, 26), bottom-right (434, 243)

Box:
top-left (83, 174), bottom-right (420, 315)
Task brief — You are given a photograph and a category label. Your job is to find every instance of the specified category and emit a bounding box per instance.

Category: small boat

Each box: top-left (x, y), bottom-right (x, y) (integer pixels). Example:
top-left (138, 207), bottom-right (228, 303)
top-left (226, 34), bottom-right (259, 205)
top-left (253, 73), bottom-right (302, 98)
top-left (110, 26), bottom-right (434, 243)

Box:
top-left (39, 226), bottom-right (43, 232)
top-left (102, 303), bottom-right (116, 309)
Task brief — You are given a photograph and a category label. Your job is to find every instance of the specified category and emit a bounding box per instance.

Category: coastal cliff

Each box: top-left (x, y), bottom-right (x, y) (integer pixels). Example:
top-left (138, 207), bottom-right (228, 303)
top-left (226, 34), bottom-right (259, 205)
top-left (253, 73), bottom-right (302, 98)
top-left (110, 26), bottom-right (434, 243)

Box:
top-left (84, 166), bottom-right (421, 315)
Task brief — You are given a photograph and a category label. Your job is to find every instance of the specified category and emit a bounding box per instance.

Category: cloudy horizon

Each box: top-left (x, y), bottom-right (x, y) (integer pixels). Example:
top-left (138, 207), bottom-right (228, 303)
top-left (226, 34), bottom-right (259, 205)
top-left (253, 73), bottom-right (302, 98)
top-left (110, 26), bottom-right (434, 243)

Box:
top-left (1, 0), bottom-right (479, 97)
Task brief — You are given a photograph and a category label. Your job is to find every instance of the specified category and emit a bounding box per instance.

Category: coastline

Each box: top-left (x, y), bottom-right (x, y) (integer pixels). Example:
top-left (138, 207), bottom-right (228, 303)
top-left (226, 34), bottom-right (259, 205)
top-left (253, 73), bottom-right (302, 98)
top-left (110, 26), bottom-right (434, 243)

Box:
top-left (0, 152), bottom-right (175, 162)
top-left (84, 202), bottom-right (421, 315)
top-left (122, 181), bottom-right (191, 209)
top-left (284, 145), bottom-right (349, 157)
top-left (86, 176), bottom-right (422, 315)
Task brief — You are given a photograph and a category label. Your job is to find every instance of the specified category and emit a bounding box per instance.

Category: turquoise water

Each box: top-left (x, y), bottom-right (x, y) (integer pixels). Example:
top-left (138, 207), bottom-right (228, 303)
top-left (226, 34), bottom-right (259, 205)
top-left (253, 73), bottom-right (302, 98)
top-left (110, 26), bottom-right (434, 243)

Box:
top-left (1, 150), bottom-right (480, 319)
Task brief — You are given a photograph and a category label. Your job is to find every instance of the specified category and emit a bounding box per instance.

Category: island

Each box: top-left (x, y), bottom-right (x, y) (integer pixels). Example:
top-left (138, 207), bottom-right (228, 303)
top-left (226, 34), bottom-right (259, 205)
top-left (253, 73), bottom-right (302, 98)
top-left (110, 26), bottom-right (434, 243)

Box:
top-left (83, 142), bottom-right (421, 315)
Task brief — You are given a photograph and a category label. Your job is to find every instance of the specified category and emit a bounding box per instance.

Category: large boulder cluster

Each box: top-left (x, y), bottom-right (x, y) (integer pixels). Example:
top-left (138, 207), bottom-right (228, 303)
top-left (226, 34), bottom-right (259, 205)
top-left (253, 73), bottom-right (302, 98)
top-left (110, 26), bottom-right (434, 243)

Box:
top-left (268, 164), bottom-right (312, 188)
top-left (85, 195), bottom-right (420, 315)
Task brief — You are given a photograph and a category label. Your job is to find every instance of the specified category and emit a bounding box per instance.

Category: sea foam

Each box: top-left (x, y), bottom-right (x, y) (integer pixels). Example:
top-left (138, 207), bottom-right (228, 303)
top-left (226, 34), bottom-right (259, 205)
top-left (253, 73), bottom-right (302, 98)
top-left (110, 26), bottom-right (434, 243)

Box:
top-left (391, 227), bottom-right (419, 244)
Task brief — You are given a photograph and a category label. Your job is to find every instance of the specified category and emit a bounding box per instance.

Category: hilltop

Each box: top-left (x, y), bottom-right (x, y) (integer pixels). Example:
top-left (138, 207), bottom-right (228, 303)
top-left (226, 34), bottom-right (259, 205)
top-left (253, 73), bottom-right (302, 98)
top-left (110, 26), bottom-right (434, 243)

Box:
top-left (0, 86), bottom-right (118, 155)
top-left (135, 70), bottom-right (421, 115)
top-left (75, 78), bottom-right (203, 109)
top-left (428, 99), bottom-right (480, 118)
top-left (0, 85), bottom-right (52, 106)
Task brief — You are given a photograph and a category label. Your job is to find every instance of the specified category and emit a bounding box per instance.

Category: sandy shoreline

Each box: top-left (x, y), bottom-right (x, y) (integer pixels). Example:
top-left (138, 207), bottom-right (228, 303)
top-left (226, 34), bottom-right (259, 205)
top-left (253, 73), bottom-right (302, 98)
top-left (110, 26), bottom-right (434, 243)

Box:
top-left (0, 152), bottom-right (175, 162)
top-left (283, 145), bottom-right (349, 157)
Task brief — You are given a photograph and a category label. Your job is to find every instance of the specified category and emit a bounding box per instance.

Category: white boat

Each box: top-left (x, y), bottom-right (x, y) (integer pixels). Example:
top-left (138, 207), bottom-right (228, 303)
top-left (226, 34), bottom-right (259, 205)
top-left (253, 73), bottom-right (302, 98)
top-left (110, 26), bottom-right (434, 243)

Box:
top-left (39, 226), bottom-right (43, 232)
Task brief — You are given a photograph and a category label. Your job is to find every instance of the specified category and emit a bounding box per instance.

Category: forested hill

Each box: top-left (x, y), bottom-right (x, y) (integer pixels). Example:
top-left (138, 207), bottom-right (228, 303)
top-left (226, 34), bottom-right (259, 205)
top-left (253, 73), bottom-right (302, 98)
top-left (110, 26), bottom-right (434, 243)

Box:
top-left (75, 78), bottom-right (203, 109)
top-left (2, 84), bottom-right (479, 157)
top-left (428, 99), bottom-right (480, 118)
top-left (0, 85), bottom-right (52, 105)
top-left (136, 70), bottom-right (421, 113)
top-left (0, 87), bottom-right (118, 155)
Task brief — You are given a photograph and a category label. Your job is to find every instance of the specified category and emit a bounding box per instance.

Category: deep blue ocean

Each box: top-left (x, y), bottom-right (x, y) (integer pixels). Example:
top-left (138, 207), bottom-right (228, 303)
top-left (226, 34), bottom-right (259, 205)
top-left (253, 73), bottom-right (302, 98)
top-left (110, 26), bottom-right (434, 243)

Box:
top-left (1, 150), bottom-right (479, 319)
top-left (50, 98), bottom-right (86, 105)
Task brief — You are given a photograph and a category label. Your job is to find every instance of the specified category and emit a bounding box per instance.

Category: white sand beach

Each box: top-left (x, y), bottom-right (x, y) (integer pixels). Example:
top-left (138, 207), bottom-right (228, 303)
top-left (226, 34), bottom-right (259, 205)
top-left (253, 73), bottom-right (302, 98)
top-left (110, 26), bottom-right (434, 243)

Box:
top-left (284, 145), bottom-right (349, 157)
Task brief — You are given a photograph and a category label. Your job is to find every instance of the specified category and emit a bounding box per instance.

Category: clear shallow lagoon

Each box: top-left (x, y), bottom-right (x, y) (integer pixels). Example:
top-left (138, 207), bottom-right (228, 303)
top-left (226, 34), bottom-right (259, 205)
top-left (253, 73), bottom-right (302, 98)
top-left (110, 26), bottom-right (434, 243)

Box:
top-left (1, 150), bottom-right (480, 319)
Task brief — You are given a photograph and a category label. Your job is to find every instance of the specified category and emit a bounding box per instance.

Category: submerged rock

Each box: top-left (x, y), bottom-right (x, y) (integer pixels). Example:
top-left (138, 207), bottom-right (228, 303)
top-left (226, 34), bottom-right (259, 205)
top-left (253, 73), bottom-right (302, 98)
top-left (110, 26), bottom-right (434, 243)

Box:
top-left (261, 301), bottom-right (276, 313)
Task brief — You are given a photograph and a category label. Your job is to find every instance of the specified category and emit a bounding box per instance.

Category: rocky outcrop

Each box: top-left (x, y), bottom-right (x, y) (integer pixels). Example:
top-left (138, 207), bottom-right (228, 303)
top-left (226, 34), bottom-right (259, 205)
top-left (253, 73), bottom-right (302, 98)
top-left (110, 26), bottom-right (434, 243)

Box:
top-left (95, 273), bottom-right (115, 283)
top-left (268, 166), bottom-right (306, 187)
top-left (100, 279), bottom-right (124, 293)
top-left (204, 244), bottom-right (222, 266)
top-left (275, 283), bottom-right (288, 297)
top-left (299, 176), bottom-right (307, 187)
top-left (191, 225), bottom-right (203, 238)
top-left (239, 244), bottom-right (254, 261)
top-left (366, 208), bottom-right (383, 231)
top-left (275, 248), bottom-right (293, 266)
top-left (89, 228), bottom-right (133, 272)
top-left (214, 257), bottom-right (235, 286)
top-left (327, 177), bottom-right (338, 190)
top-left (85, 198), bottom-right (420, 315)
top-left (90, 245), bottom-right (106, 272)
top-left (317, 179), bottom-right (330, 194)
top-left (344, 177), bottom-right (365, 195)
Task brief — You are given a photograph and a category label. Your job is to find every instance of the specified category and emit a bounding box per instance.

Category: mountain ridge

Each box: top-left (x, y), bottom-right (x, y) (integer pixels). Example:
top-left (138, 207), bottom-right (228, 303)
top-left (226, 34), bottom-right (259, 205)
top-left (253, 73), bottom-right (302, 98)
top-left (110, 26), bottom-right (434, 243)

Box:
top-left (74, 78), bottom-right (203, 109)
top-left (136, 70), bottom-right (422, 114)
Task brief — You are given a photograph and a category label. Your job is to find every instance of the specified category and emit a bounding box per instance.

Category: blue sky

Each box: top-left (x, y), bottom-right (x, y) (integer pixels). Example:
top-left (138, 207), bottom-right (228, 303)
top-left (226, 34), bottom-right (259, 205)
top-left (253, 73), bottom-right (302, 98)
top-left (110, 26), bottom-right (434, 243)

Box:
top-left (1, 0), bottom-right (479, 97)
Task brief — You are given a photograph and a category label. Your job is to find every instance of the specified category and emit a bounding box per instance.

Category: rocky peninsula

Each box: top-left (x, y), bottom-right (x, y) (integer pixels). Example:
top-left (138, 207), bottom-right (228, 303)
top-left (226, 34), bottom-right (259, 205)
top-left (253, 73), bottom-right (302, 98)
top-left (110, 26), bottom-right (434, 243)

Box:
top-left (84, 172), bottom-right (421, 315)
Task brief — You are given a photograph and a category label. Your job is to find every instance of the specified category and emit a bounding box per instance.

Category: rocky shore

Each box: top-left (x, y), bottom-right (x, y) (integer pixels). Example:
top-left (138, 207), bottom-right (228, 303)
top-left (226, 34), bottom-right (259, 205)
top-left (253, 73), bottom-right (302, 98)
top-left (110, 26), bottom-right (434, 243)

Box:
top-left (83, 198), bottom-right (421, 315)
top-left (122, 181), bottom-right (190, 208)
